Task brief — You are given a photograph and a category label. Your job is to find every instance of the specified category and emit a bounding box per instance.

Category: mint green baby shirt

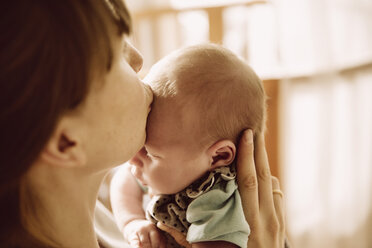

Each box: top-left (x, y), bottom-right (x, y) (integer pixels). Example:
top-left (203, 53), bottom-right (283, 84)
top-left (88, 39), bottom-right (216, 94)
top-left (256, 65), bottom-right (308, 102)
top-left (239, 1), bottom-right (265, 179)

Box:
top-left (186, 178), bottom-right (249, 247)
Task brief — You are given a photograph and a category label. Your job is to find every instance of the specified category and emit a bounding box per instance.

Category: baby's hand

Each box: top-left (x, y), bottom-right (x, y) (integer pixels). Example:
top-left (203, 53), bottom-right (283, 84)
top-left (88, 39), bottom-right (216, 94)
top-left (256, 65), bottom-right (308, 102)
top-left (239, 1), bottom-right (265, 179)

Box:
top-left (124, 219), bottom-right (166, 248)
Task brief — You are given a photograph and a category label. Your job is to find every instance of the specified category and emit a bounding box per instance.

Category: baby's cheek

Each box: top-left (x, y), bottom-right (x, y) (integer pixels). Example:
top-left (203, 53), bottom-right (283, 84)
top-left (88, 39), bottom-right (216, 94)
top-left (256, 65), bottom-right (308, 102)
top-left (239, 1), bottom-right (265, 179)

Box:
top-left (155, 169), bottom-right (170, 186)
top-left (153, 170), bottom-right (177, 194)
top-left (147, 165), bottom-right (165, 185)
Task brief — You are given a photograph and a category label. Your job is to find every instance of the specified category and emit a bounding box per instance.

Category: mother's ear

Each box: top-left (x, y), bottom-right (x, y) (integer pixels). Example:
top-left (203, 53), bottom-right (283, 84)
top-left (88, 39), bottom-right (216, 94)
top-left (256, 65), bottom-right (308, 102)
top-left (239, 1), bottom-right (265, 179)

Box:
top-left (207, 140), bottom-right (236, 170)
top-left (40, 118), bottom-right (87, 168)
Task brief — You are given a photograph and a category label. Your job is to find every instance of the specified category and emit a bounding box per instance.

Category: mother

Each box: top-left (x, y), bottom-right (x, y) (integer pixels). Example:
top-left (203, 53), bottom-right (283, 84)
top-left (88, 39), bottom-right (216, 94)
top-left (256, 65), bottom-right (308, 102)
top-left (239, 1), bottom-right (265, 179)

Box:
top-left (0, 0), bottom-right (286, 247)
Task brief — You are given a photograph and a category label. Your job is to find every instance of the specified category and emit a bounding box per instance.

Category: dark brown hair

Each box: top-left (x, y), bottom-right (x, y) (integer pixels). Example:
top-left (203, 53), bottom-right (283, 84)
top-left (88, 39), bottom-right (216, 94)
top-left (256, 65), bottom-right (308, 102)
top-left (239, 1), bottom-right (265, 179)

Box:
top-left (0, 0), bottom-right (131, 246)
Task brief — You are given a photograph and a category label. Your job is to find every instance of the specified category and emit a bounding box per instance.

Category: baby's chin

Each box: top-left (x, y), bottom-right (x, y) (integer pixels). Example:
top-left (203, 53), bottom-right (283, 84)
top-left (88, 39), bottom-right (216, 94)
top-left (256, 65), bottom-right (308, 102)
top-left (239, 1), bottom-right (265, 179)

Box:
top-left (147, 186), bottom-right (167, 196)
top-left (148, 187), bottom-right (156, 196)
top-left (150, 186), bottom-right (182, 196)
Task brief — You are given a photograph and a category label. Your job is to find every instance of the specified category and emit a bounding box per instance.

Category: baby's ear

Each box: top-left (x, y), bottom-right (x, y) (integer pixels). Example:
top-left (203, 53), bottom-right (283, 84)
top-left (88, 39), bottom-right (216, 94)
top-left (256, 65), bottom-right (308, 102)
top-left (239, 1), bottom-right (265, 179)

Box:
top-left (207, 140), bottom-right (236, 170)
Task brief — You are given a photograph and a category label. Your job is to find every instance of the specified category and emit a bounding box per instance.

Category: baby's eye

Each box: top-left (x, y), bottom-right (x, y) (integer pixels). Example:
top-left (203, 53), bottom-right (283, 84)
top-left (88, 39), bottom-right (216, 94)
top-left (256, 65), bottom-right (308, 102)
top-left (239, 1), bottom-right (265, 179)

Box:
top-left (144, 150), bottom-right (159, 160)
top-left (143, 146), bottom-right (161, 160)
top-left (146, 152), bottom-right (158, 159)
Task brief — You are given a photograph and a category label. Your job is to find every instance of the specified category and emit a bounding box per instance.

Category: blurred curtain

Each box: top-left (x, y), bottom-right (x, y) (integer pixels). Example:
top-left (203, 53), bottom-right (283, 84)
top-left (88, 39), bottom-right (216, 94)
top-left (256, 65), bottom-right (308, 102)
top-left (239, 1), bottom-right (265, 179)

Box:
top-left (281, 69), bottom-right (372, 248)
top-left (270, 0), bottom-right (372, 247)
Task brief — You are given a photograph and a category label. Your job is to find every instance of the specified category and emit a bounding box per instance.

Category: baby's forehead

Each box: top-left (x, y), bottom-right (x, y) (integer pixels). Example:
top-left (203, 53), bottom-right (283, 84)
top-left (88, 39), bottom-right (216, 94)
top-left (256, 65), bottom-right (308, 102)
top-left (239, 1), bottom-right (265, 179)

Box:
top-left (150, 94), bottom-right (196, 125)
top-left (147, 94), bottom-right (200, 141)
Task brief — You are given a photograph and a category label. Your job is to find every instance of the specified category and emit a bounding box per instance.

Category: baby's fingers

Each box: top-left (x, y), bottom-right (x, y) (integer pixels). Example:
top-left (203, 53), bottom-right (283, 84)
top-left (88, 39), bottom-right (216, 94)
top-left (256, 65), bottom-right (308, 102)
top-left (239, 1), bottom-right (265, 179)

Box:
top-left (139, 232), bottom-right (152, 247)
top-left (149, 229), bottom-right (167, 248)
top-left (127, 232), bottom-right (141, 248)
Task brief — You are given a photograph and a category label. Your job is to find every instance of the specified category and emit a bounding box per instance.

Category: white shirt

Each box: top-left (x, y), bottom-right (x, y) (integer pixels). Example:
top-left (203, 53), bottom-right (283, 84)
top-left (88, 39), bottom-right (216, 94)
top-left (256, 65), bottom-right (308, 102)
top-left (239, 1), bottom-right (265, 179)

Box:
top-left (94, 200), bottom-right (130, 248)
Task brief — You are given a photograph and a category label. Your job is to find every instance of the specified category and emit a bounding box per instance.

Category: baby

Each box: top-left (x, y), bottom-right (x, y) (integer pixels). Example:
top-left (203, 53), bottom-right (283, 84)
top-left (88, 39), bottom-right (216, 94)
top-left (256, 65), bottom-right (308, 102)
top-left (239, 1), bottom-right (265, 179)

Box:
top-left (111, 44), bottom-right (266, 248)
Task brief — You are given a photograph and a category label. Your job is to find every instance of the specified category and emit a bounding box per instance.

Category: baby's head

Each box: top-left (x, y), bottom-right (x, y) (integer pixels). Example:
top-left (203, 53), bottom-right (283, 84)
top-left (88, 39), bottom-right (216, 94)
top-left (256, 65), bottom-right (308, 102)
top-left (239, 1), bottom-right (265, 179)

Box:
top-left (130, 44), bottom-right (266, 195)
top-left (146, 44), bottom-right (265, 145)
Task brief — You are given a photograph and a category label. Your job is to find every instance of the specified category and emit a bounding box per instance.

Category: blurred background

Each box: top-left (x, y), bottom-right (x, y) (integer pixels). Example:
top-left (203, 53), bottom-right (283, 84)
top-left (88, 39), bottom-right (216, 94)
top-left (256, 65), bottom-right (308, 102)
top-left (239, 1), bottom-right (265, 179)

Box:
top-left (123, 0), bottom-right (372, 247)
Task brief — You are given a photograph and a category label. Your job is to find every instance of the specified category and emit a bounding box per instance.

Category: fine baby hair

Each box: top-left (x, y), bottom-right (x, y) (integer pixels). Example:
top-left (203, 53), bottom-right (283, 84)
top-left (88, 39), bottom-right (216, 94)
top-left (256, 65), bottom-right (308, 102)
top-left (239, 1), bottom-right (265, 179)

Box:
top-left (146, 44), bottom-right (267, 147)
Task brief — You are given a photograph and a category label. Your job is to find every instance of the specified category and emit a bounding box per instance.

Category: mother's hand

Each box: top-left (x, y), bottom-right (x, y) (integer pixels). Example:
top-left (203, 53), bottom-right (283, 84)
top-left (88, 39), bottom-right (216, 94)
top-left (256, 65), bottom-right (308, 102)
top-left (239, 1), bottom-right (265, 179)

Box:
top-left (237, 130), bottom-right (286, 248)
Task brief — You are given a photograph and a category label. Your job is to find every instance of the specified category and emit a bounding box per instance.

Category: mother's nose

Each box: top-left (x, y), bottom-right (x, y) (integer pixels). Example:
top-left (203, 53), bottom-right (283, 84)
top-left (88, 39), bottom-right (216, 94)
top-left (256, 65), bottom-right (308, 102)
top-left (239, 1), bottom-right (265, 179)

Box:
top-left (127, 42), bottom-right (143, 73)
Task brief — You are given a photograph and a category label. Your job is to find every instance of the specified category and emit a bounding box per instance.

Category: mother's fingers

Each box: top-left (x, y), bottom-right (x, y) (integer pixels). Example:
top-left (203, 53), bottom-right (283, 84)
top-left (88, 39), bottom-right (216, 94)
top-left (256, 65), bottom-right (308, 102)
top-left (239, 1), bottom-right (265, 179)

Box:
top-left (272, 176), bottom-right (285, 231)
top-left (237, 129), bottom-right (259, 223)
top-left (254, 133), bottom-right (275, 214)
top-left (238, 130), bottom-right (288, 247)
top-left (157, 223), bottom-right (192, 248)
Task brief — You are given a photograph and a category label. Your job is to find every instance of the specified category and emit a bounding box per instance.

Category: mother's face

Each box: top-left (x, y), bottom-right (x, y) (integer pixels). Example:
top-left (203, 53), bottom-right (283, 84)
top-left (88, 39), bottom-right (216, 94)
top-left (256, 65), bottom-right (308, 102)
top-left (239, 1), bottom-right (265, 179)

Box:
top-left (79, 35), bottom-right (153, 169)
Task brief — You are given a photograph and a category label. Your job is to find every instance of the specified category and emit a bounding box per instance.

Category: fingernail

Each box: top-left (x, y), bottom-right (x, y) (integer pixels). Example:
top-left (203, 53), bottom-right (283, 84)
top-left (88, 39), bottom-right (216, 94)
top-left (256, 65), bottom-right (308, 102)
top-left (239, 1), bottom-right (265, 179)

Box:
top-left (245, 129), bottom-right (253, 144)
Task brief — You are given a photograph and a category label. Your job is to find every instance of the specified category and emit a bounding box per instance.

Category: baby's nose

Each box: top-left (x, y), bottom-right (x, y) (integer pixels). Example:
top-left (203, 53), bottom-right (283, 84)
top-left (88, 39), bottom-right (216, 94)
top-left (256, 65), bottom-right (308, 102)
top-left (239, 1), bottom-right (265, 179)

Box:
top-left (129, 147), bottom-right (147, 168)
top-left (129, 152), bottom-right (143, 168)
